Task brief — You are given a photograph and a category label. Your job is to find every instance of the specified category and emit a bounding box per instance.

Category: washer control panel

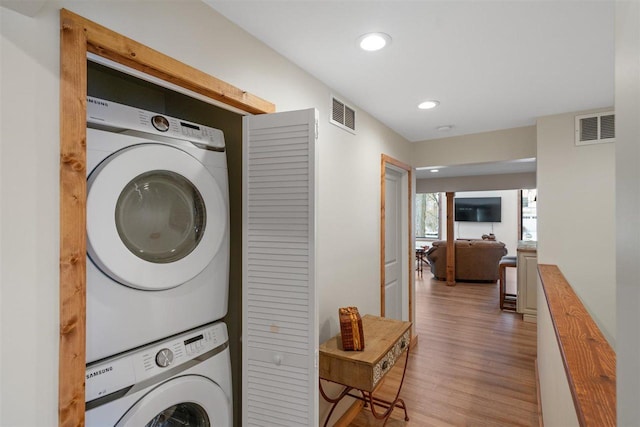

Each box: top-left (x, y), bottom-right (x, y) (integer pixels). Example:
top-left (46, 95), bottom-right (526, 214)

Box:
top-left (86, 96), bottom-right (225, 150)
top-left (85, 321), bottom-right (228, 403)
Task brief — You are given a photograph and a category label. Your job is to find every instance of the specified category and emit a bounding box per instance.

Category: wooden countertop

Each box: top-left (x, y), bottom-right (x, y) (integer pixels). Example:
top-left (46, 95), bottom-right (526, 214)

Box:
top-left (517, 240), bottom-right (537, 253)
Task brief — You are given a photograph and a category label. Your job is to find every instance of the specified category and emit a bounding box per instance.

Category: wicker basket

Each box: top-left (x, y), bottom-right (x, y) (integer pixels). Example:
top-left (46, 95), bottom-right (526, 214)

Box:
top-left (339, 307), bottom-right (365, 351)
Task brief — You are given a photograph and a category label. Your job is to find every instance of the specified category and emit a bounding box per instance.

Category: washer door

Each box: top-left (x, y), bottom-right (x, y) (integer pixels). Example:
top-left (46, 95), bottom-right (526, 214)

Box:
top-left (116, 376), bottom-right (231, 427)
top-left (87, 144), bottom-right (227, 290)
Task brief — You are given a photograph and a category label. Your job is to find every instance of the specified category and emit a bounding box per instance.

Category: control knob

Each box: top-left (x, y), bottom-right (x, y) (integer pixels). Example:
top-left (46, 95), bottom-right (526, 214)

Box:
top-left (155, 348), bottom-right (174, 368)
top-left (151, 115), bottom-right (170, 132)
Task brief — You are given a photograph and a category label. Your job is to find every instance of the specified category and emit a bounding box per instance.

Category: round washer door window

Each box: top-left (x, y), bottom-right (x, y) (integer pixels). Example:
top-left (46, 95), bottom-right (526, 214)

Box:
top-left (116, 376), bottom-right (231, 427)
top-left (144, 402), bottom-right (209, 427)
top-left (115, 170), bottom-right (206, 264)
top-left (87, 144), bottom-right (227, 290)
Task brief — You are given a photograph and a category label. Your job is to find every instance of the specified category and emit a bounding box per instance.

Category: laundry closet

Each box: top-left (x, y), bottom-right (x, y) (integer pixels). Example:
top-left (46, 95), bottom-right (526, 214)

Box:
top-left (58, 9), bottom-right (319, 426)
top-left (86, 58), bottom-right (244, 424)
top-left (83, 53), bottom-right (319, 425)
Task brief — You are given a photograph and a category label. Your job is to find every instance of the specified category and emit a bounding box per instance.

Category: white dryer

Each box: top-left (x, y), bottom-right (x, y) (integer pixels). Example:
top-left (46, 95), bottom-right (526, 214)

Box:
top-left (86, 97), bottom-right (229, 363)
top-left (85, 321), bottom-right (232, 426)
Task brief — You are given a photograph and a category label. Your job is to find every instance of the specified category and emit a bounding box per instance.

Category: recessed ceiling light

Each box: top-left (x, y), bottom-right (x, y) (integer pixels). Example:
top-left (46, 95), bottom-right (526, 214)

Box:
top-left (358, 32), bottom-right (391, 51)
top-left (418, 100), bottom-right (440, 110)
top-left (437, 125), bottom-right (453, 131)
top-left (416, 166), bottom-right (445, 171)
top-left (430, 169), bottom-right (440, 173)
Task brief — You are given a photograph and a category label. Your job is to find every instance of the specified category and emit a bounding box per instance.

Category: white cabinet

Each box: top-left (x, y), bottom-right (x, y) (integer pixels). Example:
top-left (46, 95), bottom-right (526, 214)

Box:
top-left (516, 241), bottom-right (538, 323)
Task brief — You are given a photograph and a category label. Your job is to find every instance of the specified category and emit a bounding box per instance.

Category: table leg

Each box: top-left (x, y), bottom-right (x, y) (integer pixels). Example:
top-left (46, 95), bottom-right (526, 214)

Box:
top-left (319, 343), bottom-right (412, 426)
top-left (365, 342), bottom-right (411, 424)
top-left (499, 264), bottom-right (506, 309)
top-left (319, 380), bottom-right (354, 427)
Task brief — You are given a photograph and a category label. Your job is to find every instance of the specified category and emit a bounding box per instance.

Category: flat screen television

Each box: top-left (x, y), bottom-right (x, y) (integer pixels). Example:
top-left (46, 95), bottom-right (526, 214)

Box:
top-left (454, 197), bottom-right (502, 222)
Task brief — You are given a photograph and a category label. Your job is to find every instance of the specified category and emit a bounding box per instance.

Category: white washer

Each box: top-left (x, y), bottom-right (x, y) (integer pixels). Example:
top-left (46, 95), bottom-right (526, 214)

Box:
top-left (85, 321), bottom-right (232, 427)
top-left (86, 97), bottom-right (229, 363)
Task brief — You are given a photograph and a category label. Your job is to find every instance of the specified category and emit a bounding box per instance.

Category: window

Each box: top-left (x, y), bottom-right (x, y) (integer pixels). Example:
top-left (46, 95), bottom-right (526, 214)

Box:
top-left (415, 193), bottom-right (441, 239)
top-left (520, 189), bottom-right (537, 241)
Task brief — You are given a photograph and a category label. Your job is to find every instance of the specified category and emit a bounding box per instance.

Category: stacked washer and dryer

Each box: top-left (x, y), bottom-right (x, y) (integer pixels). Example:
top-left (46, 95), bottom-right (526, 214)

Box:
top-left (84, 96), bottom-right (233, 426)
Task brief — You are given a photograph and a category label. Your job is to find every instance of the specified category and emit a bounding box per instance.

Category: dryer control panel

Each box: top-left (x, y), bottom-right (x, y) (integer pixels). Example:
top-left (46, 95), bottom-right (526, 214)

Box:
top-left (85, 321), bottom-right (228, 403)
top-left (86, 96), bottom-right (225, 150)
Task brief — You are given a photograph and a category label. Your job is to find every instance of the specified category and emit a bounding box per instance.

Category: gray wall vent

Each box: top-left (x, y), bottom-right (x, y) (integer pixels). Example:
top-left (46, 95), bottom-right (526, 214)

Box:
top-left (575, 111), bottom-right (615, 145)
top-left (330, 96), bottom-right (356, 134)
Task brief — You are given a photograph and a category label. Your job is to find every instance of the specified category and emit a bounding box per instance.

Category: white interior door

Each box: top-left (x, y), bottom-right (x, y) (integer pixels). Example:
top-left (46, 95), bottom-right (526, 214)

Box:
top-left (242, 108), bottom-right (318, 427)
top-left (384, 166), bottom-right (407, 320)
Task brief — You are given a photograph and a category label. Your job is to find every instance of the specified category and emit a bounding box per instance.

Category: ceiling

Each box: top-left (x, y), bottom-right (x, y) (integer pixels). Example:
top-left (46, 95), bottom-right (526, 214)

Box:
top-left (204, 1), bottom-right (614, 176)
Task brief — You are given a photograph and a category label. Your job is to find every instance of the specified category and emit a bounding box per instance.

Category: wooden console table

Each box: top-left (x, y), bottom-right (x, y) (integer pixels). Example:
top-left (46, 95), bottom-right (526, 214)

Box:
top-left (319, 315), bottom-right (412, 426)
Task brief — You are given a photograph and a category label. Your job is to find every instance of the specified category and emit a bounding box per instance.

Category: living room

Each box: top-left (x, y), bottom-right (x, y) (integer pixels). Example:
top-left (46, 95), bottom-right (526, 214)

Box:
top-left (416, 189), bottom-right (528, 258)
top-left (415, 189), bottom-right (528, 302)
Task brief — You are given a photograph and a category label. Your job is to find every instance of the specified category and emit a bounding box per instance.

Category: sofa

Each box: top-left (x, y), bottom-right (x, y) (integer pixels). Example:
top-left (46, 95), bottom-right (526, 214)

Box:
top-left (426, 239), bottom-right (508, 282)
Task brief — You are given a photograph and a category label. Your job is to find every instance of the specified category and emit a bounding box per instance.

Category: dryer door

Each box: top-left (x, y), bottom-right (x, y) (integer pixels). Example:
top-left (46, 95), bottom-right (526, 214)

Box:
top-left (87, 143), bottom-right (227, 290)
top-left (116, 376), bottom-right (231, 427)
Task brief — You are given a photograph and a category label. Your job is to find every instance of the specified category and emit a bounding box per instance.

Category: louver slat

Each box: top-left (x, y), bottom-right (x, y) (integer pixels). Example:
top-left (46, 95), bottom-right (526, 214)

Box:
top-left (243, 109), bottom-right (318, 426)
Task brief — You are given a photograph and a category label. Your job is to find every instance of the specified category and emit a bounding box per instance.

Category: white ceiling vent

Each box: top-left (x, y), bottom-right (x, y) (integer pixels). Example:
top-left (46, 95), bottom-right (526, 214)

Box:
top-left (575, 111), bottom-right (615, 146)
top-left (330, 96), bottom-right (356, 134)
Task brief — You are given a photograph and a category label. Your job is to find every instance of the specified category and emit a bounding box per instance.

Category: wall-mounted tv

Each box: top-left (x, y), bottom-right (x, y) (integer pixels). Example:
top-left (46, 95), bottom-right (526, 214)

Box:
top-left (454, 197), bottom-right (502, 222)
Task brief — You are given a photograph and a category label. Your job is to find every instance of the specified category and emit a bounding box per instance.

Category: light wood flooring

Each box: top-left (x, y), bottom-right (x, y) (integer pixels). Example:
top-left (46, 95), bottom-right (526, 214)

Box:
top-left (348, 270), bottom-right (538, 426)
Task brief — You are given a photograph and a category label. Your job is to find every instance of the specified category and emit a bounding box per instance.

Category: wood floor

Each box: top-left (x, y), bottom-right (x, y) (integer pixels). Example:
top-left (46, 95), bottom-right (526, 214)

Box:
top-left (348, 271), bottom-right (538, 426)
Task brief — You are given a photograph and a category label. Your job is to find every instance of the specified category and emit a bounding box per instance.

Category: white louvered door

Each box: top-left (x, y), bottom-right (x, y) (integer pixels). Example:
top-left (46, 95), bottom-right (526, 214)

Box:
top-left (242, 109), bottom-right (318, 427)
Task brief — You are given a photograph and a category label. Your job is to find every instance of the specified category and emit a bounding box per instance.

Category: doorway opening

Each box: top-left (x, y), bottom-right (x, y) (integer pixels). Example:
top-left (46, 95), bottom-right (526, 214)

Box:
top-left (380, 155), bottom-right (413, 326)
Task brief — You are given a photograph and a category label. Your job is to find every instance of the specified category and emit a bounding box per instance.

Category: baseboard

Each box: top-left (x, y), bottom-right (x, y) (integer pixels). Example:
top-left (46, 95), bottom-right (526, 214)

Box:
top-left (333, 400), bottom-right (365, 427)
top-left (535, 358), bottom-right (544, 427)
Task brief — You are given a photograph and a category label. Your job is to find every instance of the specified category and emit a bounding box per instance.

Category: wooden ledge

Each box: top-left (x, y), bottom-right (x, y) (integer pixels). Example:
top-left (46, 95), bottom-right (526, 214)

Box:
top-left (538, 264), bottom-right (616, 426)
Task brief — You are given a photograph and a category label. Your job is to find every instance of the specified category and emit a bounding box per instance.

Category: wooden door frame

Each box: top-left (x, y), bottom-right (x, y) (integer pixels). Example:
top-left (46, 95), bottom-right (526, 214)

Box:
top-left (380, 154), bottom-right (413, 324)
top-left (59, 9), bottom-right (274, 426)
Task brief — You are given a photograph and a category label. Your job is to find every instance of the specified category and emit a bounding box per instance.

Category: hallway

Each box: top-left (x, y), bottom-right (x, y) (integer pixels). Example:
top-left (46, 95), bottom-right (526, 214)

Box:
top-left (350, 272), bottom-right (538, 426)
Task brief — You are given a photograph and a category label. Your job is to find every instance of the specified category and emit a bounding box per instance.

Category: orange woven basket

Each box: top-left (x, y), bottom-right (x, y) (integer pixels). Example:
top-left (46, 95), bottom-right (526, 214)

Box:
top-left (338, 307), bottom-right (365, 351)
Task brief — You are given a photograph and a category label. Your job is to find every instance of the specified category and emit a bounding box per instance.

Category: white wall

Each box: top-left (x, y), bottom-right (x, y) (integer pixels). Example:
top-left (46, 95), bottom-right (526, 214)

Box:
top-left (0, 2), bottom-right (412, 425)
top-left (537, 109), bottom-right (616, 343)
top-left (536, 108), bottom-right (616, 424)
top-left (1, 7), bottom-right (60, 426)
top-left (412, 125), bottom-right (537, 167)
top-left (416, 171), bottom-right (536, 193)
top-left (615, 1), bottom-right (640, 423)
top-left (0, 14), bottom-right (3, 420)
